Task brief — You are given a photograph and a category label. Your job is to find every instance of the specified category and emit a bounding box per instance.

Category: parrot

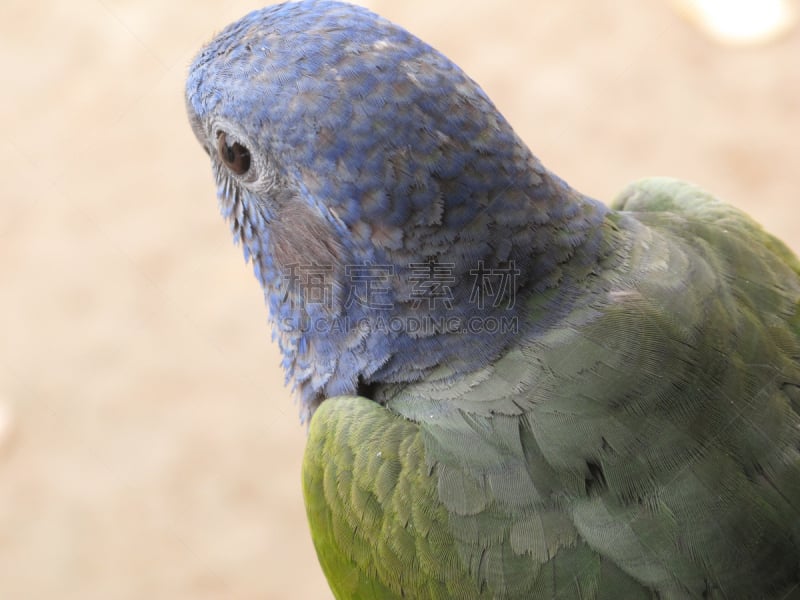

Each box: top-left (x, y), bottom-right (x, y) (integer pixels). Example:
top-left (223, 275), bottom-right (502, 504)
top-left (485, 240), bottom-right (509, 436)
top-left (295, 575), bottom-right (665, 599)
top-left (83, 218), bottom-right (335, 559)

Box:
top-left (185, 1), bottom-right (800, 598)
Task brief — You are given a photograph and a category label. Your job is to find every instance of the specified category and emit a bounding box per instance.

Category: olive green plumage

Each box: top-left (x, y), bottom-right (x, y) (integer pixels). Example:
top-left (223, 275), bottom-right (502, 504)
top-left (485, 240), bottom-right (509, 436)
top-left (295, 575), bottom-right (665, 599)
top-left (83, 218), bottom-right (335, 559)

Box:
top-left (303, 179), bottom-right (800, 599)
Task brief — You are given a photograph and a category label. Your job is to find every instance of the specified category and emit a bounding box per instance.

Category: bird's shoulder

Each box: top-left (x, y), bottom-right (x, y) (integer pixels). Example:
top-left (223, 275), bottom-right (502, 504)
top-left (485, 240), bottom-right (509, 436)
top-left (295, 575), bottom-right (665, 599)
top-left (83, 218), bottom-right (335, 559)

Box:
top-left (612, 176), bottom-right (800, 279)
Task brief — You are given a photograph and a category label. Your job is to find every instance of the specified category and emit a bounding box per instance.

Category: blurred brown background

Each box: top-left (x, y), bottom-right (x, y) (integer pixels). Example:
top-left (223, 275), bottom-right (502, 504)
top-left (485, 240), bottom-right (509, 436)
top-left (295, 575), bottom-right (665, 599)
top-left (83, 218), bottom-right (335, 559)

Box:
top-left (1, 1), bottom-right (798, 598)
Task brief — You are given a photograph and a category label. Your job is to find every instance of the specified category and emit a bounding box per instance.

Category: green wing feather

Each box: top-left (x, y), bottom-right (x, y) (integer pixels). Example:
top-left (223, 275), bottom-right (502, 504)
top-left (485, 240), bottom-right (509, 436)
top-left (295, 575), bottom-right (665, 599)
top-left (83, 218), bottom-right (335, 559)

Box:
top-left (303, 178), bottom-right (800, 599)
top-left (304, 397), bottom-right (651, 599)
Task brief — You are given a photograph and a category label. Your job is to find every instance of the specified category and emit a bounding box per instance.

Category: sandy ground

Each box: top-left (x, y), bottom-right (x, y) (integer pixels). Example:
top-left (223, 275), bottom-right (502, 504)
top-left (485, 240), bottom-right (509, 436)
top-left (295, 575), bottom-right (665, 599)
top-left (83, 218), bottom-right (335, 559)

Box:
top-left (2, 1), bottom-right (798, 598)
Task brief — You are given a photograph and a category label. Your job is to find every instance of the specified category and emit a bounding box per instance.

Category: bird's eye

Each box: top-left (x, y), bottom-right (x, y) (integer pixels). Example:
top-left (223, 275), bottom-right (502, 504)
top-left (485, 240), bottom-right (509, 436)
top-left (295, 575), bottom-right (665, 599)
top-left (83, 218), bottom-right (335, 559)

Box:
top-left (216, 131), bottom-right (251, 175)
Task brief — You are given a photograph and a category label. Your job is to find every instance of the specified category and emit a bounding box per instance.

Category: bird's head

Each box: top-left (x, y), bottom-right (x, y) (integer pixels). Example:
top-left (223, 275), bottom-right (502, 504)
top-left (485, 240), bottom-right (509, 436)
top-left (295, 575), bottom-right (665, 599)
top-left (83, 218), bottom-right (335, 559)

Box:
top-left (186, 0), bottom-right (602, 418)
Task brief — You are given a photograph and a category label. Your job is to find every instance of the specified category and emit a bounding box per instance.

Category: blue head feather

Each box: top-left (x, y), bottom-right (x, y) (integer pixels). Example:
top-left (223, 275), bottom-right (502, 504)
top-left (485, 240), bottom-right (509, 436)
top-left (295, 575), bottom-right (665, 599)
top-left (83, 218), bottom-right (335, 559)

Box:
top-left (186, 0), bottom-right (608, 419)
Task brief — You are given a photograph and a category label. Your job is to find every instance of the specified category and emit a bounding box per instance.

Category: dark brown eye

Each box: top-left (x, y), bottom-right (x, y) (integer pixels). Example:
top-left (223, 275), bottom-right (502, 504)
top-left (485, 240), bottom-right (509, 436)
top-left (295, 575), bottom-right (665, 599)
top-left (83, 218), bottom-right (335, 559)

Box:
top-left (216, 131), bottom-right (251, 175)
